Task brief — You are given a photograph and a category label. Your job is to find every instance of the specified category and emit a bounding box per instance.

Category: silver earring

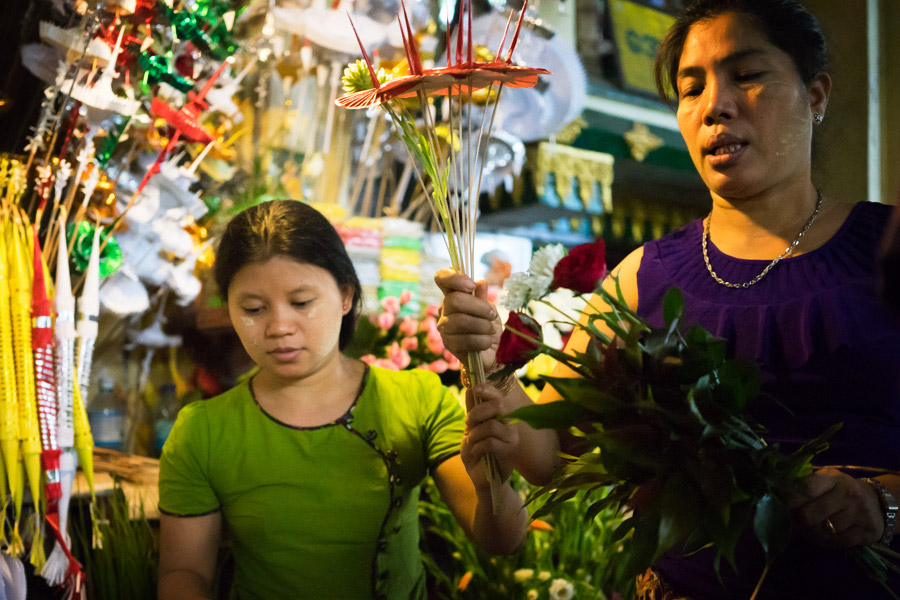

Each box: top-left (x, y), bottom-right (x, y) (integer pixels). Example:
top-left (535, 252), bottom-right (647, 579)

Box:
top-left (814, 112), bottom-right (824, 124)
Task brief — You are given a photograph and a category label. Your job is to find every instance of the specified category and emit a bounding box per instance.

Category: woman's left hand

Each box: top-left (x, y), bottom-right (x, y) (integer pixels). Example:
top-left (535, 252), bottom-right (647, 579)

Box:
top-left (460, 384), bottom-right (519, 490)
top-left (783, 466), bottom-right (884, 548)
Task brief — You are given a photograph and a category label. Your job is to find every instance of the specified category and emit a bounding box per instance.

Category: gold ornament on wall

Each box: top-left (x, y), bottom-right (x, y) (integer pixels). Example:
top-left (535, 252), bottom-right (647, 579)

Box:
top-left (624, 122), bottom-right (663, 162)
top-left (554, 117), bottom-right (587, 145)
top-left (535, 142), bottom-right (615, 213)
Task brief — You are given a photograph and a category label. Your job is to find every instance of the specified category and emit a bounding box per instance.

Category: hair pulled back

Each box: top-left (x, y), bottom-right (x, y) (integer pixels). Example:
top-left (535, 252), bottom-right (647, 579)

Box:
top-left (654, 0), bottom-right (829, 102)
top-left (214, 200), bottom-right (362, 350)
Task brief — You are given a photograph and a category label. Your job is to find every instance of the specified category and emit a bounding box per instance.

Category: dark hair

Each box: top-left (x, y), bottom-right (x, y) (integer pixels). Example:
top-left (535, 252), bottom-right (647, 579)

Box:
top-left (214, 200), bottom-right (362, 351)
top-left (654, 0), bottom-right (830, 103)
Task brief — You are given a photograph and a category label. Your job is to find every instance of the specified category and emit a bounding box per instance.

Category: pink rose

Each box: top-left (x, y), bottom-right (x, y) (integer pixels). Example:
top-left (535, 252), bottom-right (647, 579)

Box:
top-left (420, 315), bottom-right (437, 333)
top-left (389, 343), bottom-right (411, 369)
top-left (400, 290), bottom-right (413, 305)
top-left (444, 353), bottom-right (460, 371)
top-left (377, 312), bottom-right (395, 331)
top-left (426, 328), bottom-right (444, 355)
top-left (374, 358), bottom-right (400, 370)
top-left (550, 239), bottom-right (607, 294)
top-left (360, 354), bottom-right (377, 365)
top-left (401, 336), bottom-right (419, 351)
top-left (398, 317), bottom-right (418, 337)
top-left (425, 304), bottom-right (441, 318)
top-left (496, 311), bottom-right (543, 369)
top-left (381, 296), bottom-right (401, 314)
top-left (428, 359), bottom-right (449, 373)
top-left (486, 285), bottom-right (501, 305)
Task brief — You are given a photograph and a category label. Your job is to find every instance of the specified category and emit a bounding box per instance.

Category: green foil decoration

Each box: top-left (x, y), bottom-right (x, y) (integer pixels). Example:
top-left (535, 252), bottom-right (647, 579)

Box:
top-left (202, 195), bottom-right (222, 216)
top-left (138, 53), bottom-right (194, 95)
top-left (96, 117), bottom-right (132, 169)
top-left (67, 221), bottom-right (123, 278)
top-left (159, 2), bottom-right (239, 61)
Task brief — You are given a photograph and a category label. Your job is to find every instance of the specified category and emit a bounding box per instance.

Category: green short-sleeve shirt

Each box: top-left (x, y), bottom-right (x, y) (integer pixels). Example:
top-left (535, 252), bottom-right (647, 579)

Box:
top-left (159, 366), bottom-right (465, 600)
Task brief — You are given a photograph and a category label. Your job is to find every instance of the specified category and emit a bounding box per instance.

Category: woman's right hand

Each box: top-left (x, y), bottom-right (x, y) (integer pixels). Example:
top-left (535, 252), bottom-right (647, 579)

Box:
top-left (434, 268), bottom-right (502, 374)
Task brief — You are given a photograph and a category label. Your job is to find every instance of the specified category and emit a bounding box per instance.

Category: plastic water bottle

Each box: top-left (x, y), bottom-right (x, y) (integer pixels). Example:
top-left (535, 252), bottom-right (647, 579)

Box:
top-left (155, 384), bottom-right (179, 453)
top-left (87, 373), bottom-right (125, 451)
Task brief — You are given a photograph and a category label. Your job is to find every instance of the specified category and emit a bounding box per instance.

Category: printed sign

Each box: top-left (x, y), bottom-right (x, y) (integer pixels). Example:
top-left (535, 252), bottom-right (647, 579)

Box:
top-left (609, 0), bottom-right (676, 95)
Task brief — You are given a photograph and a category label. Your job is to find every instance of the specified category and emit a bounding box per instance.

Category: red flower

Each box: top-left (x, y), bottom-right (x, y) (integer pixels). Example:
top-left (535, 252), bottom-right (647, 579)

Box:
top-left (496, 311), bottom-right (542, 368)
top-left (550, 239), bottom-right (607, 295)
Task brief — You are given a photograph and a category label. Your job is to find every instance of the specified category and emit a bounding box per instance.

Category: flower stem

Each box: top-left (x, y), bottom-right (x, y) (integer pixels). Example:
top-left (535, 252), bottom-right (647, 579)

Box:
top-left (749, 561), bottom-right (771, 600)
top-left (466, 350), bottom-right (502, 514)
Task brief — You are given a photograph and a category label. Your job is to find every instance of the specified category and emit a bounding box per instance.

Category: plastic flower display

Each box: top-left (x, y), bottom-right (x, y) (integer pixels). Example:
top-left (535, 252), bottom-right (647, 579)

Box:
top-left (349, 295), bottom-right (461, 376)
top-left (494, 239), bottom-right (897, 596)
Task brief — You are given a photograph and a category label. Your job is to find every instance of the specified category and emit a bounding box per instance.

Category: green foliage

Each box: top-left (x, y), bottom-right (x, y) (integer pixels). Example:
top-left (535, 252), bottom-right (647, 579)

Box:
top-left (507, 280), bottom-right (842, 586)
top-left (419, 474), bottom-right (633, 599)
top-left (73, 483), bottom-right (159, 600)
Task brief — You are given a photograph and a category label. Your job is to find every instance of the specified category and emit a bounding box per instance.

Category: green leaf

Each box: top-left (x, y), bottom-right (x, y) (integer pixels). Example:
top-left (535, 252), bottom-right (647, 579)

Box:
top-left (611, 516), bottom-right (635, 543)
top-left (752, 492), bottom-right (791, 560)
top-left (596, 424), bottom-right (666, 474)
top-left (641, 328), bottom-right (678, 359)
top-left (542, 375), bottom-right (624, 415)
top-left (711, 359), bottom-right (761, 413)
top-left (585, 498), bottom-right (612, 523)
top-left (662, 287), bottom-right (685, 328)
top-left (657, 474), bottom-right (700, 557)
top-left (506, 400), bottom-right (584, 430)
top-left (681, 527), bottom-right (714, 557)
top-left (624, 507), bottom-right (661, 580)
top-left (717, 500), bottom-right (752, 573)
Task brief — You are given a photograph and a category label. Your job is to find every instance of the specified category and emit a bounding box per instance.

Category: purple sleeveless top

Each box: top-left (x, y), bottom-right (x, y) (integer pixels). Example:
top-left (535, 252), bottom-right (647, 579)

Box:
top-left (638, 201), bottom-right (900, 599)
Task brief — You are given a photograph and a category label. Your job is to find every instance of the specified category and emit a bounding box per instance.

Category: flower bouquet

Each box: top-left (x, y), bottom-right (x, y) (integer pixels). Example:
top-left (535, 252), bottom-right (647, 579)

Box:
top-left (494, 239), bottom-right (899, 598)
top-left (337, 0), bottom-right (550, 509)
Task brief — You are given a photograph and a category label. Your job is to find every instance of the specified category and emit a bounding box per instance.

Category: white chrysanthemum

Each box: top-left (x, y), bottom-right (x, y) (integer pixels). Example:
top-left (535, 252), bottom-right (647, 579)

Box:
top-left (528, 273), bottom-right (553, 301)
top-left (527, 590), bottom-right (539, 600)
top-left (513, 568), bottom-right (535, 582)
top-left (530, 243), bottom-right (566, 280)
top-left (548, 578), bottom-right (574, 600)
top-left (502, 272), bottom-right (531, 311)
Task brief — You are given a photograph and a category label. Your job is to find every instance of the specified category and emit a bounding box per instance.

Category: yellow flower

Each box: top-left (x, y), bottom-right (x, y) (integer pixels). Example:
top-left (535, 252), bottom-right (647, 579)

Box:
top-left (513, 568), bottom-right (534, 582)
top-left (341, 59), bottom-right (392, 94)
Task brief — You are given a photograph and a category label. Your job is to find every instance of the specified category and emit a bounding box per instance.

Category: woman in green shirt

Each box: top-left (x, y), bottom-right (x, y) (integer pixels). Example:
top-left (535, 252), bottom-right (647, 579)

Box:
top-left (158, 200), bottom-right (527, 600)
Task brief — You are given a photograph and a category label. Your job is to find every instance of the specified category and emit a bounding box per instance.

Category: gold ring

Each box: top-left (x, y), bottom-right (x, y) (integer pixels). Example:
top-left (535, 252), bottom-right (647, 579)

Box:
top-left (824, 517), bottom-right (837, 535)
top-left (459, 366), bottom-right (472, 389)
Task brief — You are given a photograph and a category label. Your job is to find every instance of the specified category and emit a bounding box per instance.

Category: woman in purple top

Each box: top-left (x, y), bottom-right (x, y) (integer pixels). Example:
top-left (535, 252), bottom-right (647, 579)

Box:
top-left (435, 0), bottom-right (900, 597)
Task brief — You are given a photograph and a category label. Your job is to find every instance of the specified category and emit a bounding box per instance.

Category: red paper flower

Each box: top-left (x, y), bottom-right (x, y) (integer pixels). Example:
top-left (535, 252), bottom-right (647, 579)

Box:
top-left (496, 311), bottom-right (543, 369)
top-left (550, 239), bottom-right (607, 295)
top-left (335, 0), bottom-right (550, 110)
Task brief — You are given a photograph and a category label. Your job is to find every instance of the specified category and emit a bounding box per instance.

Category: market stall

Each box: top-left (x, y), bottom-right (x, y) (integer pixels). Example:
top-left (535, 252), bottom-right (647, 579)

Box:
top-left (0, 0), bottom-right (726, 598)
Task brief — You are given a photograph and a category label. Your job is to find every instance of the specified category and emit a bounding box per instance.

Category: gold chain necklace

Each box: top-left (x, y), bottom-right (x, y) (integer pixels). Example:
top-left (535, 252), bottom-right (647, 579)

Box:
top-left (702, 189), bottom-right (823, 289)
